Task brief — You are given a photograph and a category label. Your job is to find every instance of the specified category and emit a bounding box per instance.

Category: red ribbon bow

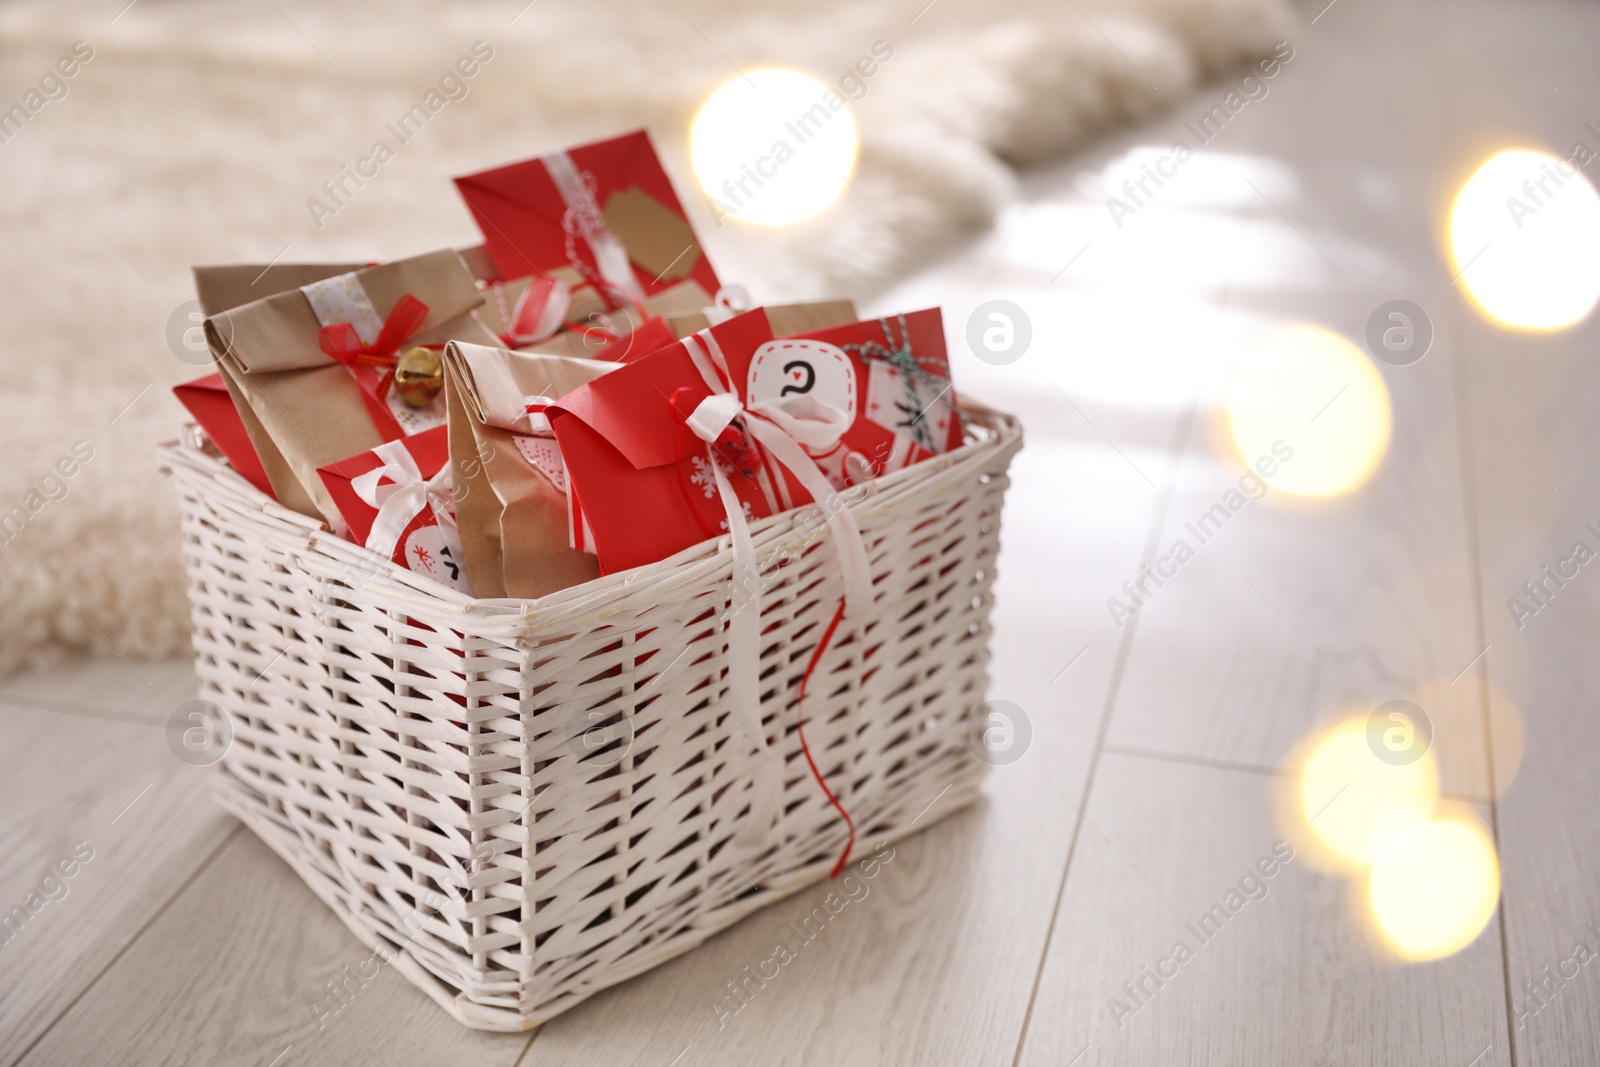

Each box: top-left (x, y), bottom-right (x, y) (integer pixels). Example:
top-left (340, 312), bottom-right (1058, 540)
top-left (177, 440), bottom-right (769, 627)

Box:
top-left (318, 293), bottom-right (431, 402)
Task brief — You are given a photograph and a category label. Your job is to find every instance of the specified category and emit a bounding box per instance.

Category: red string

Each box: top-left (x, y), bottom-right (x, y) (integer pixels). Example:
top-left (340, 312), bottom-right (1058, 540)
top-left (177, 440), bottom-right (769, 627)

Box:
top-left (318, 292), bottom-right (431, 402)
top-left (797, 597), bottom-right (855, 877)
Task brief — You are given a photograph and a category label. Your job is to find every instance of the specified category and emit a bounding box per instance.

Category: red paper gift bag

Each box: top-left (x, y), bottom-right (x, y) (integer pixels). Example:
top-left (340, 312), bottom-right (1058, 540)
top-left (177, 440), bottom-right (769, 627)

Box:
top-left (548, 306), bottom-right (959, 577)
top-left (316, 426), bottom-right (473, 594)
top-left (454, 129), bottom-right (720, 306)
top-left (549, 312), bottom-right (779, 575)
top-left (173, 373), bottom-right (275, 498)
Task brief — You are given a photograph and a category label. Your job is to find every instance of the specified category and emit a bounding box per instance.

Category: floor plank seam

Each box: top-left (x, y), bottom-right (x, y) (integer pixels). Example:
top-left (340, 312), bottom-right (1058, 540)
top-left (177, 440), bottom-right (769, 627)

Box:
top-left (7, 822), bottom-right (246, 1067)
top-left (0, 695), bottom-right (168, 728)
top-left (1009, 392), bottom-right (1201, 1067)
top-left (1100, 743), bottom-right (1285, 780)
top-left (1448, 299), bottom-right (1519, 1067)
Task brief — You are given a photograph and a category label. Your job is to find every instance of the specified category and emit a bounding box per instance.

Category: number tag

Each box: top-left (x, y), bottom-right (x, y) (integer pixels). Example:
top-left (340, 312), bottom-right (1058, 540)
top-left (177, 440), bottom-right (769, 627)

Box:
top-left (745, 339), bottom-right (858, 445)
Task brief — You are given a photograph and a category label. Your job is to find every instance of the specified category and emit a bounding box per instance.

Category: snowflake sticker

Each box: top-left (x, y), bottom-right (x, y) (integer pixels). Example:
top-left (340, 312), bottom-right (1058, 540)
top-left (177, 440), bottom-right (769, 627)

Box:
top-left (718, 499), bottom-right (755, 531)
top-left (689, 455), bottom-right (717, 498)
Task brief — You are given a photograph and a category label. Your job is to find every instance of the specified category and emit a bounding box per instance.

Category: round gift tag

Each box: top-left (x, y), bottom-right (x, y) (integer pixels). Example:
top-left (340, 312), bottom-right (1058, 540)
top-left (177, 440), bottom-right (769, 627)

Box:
top-left (404, 524), bottom-right (472, 594)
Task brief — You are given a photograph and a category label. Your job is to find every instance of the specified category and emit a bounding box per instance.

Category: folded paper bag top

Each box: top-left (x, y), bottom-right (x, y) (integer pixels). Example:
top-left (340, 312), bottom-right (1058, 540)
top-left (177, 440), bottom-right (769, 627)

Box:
top-left (205, 249), bottom-right (501, 526)
top-left (208, 249), bottom-right (486, 375)
top-left (443, 341), bottom-right (619, 600)
top-left (546, 309), bottom-right (805, 576)
top-left (178, 261), bottom-right (372, 502)
top-left (193, 261), bottom-right (369, 318)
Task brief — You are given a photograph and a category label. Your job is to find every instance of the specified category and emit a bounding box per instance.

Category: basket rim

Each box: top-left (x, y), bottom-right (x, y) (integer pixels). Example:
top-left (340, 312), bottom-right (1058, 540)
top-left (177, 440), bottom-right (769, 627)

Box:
top-left (161, 398), bottom-right (1023, 625)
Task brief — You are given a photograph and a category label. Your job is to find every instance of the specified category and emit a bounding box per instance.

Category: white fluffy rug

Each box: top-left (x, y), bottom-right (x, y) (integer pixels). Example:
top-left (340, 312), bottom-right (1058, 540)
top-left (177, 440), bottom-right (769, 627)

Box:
top-left (0, 0), bottom-right (1287, 673)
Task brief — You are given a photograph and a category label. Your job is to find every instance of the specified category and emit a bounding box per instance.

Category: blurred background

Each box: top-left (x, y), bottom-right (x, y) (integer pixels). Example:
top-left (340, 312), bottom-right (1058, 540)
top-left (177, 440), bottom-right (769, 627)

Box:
top-left (0, 0), bottom-right (1287, 669)
top-left (5, 0), bottom-right (1600, 1064)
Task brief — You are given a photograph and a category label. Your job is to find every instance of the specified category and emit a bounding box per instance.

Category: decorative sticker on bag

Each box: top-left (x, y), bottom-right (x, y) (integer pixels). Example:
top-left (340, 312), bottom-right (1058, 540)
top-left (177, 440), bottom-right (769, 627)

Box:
top-left (864, 355), bottom-right (952, 455)
top-left (514, 435), bottom-right (569, 495)
top-left (403, 519), bottom-right (472, 594)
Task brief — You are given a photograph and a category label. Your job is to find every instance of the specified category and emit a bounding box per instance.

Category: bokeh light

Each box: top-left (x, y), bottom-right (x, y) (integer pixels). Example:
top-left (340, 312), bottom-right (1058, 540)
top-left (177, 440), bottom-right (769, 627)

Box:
top-left (1226, 324), bottom-right (1392, 498)
top-left (1297, 718), bottom-right (1438, 871)
top-left (1368, 815), bottom-right (1501, 961)
top-left (1449, 148), bottom-right (1600, 330)
top-left (1409, 676), bottom-right (1526, 800)
top-left (690, 69), bottom-right (858, 227)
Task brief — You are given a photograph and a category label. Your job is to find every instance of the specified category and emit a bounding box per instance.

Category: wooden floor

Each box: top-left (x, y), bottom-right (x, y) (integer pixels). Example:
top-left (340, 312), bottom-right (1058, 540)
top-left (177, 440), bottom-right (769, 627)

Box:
top-left (6, 0), bottom-right (1600, 1062)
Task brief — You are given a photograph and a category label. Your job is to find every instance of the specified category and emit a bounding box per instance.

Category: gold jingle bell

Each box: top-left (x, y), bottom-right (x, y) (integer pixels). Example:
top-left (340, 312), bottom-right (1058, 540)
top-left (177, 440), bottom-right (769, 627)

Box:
top-left (393, 346), bottom-right (444, 407)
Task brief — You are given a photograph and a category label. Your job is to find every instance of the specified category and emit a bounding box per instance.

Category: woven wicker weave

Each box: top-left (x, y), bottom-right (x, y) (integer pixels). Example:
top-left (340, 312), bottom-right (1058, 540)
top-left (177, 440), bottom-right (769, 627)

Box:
top-left (161, 401), bottom-right (1022, 1031)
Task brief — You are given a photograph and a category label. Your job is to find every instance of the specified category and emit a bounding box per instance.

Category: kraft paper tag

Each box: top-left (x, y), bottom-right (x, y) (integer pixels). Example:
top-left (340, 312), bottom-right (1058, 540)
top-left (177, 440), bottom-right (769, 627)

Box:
top-left (602, 186), bottom-right (702, 282)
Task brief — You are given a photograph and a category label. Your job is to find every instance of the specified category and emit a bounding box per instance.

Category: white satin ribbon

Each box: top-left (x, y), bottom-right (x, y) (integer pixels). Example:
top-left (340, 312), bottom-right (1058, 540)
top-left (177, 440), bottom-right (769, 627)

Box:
top-left (542, 152), bottom-right (646, 306)
top-left (350, 441), bottom-right (431, 560)
top-left (520, 393), bottom-right (559, 435)
top-left (493, 279), bottom-right (572, 347)
top-left (302, 274), bottom-right (383, 345)
top-left (679, 331), bottom-right (871, 848)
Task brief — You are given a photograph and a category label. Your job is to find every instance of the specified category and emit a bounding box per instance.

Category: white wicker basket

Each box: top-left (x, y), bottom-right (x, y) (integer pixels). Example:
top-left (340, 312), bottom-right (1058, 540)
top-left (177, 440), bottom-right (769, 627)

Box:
top-left (161, 401), bottom-right (1022, 1031)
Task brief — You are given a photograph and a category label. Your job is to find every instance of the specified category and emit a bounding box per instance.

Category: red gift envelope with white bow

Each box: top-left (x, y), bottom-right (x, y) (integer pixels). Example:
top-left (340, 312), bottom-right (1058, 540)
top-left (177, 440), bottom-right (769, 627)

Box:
top-left (316, 426), bottom-right (473, 595)
top-left (548, 307), bottom-right (961, 577)
top-left (549, 312), bottom-right (777, 575)
top-left (453, 129), bottom-right (721, 306)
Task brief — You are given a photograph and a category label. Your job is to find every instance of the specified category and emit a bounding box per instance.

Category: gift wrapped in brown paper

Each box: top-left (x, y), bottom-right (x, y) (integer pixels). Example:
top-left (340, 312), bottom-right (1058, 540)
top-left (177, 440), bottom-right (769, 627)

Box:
top-left (205, 249), bottom-right (501, 525)
top-left (193, 261), bottom-right (369, 317)
top-left (660, 298), bottom-right (858, 340)
top-left (442, 340), bottom-right (617, 598)
top-left (475, 270), bottom-right (714, 359)
top-left (189, 261), bottom-right (369, 504)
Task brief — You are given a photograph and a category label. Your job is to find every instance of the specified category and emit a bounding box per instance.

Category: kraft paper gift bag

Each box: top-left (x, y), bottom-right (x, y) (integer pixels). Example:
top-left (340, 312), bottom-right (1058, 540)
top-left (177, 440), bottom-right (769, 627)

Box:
top-left (476, 269), bottom-right (714, 359)
top-left (660, 298), bottom-right (859, 343)
top-left (193, 261), bottom-right (369, 317)
top-left (442, 340), bottom-right (617, 599)
top-left (205, 249), bottom-right (501, 527)
top-left (178, 261), bottom-right (369, 502)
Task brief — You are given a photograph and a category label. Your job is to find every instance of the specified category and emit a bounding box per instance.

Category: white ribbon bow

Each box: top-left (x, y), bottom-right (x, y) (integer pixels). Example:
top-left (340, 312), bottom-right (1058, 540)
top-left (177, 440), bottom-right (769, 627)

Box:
top-left (542, 152), bottom-right (646, 307)
top-left (679, 331), bottom-right (870, 847)
top-left (349, 440), bottom-right (452, 560)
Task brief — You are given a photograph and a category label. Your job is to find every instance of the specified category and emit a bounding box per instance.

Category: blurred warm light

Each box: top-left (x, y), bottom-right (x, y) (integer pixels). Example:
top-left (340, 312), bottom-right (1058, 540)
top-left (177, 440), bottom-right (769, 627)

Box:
top-left (1298, 718), bottom-right (1437, 871)
top-left (1226, 324), bottom-right (1392, 498)
top-left (1410, 677), bottom-right (1525, 800)
top-left (690, 69), bottom-right (857, 227)
top-left (1368, 815), bottom-right (1500, 961)
top-left (1449, 148), bottom-right (1600, 330)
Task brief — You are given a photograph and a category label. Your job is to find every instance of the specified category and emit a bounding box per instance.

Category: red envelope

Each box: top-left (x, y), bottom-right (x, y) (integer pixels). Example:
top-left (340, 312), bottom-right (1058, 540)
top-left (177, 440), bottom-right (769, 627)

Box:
top-left (599, 315), bottom-right (678, 364)
top-left (316, 426), bottom-right (472, 594)
top-left (550, 307), bottom-right (964, 576)
top-left (173, 373), bottom-right (275, 498)
top-left (549, 311), bottom-right (785, 575)
top-left (453, 129), bottom-right (720, 304)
